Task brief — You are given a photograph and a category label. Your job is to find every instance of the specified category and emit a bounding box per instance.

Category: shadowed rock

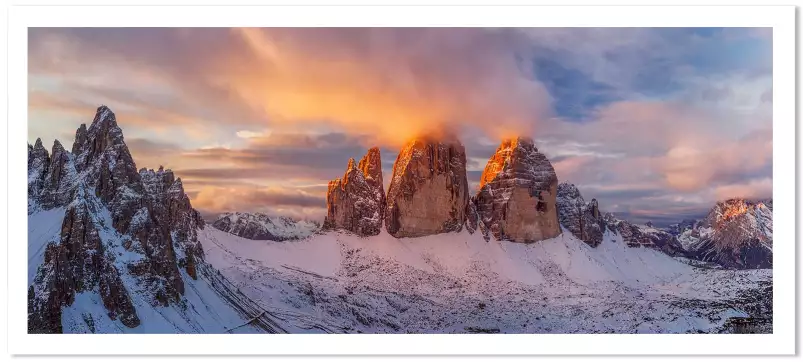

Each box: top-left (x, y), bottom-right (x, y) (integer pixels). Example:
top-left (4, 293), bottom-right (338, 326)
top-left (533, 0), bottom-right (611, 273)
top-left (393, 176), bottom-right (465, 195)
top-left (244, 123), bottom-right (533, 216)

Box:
top-left (556, 182), bottom-right (604, 247)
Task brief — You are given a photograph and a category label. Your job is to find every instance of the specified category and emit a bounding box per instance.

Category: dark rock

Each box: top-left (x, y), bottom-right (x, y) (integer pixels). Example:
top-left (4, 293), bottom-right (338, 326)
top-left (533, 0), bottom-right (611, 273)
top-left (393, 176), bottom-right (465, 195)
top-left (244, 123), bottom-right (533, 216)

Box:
top-left (556, 183), bottom-right (604, 247)
top-left (28, 138), bottom-right (50, 201)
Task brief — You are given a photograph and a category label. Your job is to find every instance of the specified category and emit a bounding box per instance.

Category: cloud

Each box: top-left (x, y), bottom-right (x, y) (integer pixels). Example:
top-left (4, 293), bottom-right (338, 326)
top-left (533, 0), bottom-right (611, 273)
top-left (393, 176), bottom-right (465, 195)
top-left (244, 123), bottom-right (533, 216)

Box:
top-left (28, 27), bottom-right (773, 223)
top-left (227, 28), bottom-right (551, 145)
top-left (657, 127), bottom-right (772, 191)
top-left (30, 28), bottom-right (553, 147)
top-left (713, 177), bottom-right (773, 201)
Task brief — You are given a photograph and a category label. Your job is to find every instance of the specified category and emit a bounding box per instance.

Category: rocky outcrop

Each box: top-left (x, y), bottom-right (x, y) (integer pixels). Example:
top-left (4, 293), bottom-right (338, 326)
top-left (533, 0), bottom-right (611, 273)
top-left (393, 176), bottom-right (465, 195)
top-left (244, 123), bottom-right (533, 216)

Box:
top-left (27, 138), bottom-right (50, 202)
top-left (139, 167), bottom-right (206, 280)
top-left (28, 187), bottom-right (140, 333)
top-left (556, 182), bottom-right (604, 247)
top-left (600, 213), bottom-right (686, 257)
top-left (324, 148), bottom-right (385, 236)
top-left (685, 199), bottom-right (772, 269)
top-left (385, 136), bottom-right (468, 238)
top-left (38, 140), bottom-right (78, 210)
top-left (212, 212), bottom-right (320, 241)
top-left (464, 196), bottom-right (490, 241)
top-left (28, 105), bottom-right (208, 332)
top-left (475, 137), bottom-right (560, 243)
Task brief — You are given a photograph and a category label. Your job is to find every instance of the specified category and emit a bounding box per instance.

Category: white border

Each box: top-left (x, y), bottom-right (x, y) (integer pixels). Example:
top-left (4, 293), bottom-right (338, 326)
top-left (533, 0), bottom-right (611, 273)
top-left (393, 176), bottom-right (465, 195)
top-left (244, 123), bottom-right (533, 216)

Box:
top-left (6, 4), bottom-right (795, 356)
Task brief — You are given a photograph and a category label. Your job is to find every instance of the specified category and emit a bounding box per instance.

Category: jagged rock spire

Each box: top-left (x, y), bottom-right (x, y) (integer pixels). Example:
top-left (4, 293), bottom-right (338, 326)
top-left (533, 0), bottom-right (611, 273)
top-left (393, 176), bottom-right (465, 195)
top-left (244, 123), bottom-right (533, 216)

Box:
top-left (28, 138), bottom-right (51, 200)
top-left (324, 149), bottom-right (386, 236)
top-left (38, 139), bottom-right (77, 209)
top-left (556, 182), bottom-right (604, 247)
top-left (475, 137), bottom-right (560, 243)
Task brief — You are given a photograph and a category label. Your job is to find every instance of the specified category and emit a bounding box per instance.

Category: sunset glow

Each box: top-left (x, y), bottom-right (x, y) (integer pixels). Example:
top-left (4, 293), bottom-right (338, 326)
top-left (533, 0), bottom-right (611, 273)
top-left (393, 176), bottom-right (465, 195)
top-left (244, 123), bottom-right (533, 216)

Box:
top-left (28, 27), bottom-right (772, 225)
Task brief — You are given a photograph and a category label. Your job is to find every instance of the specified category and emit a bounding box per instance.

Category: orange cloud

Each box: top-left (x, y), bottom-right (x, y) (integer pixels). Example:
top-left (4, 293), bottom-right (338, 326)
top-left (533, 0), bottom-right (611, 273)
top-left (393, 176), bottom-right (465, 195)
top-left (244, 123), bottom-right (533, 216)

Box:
top-left (221, 28), bottom-right (551, 146)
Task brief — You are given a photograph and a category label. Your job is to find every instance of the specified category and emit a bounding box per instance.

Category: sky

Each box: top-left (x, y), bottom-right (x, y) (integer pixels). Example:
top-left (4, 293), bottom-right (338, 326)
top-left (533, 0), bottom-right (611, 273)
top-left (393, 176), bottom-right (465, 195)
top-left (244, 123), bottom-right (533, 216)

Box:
top-left (28, 28), bottom-right (772, 226)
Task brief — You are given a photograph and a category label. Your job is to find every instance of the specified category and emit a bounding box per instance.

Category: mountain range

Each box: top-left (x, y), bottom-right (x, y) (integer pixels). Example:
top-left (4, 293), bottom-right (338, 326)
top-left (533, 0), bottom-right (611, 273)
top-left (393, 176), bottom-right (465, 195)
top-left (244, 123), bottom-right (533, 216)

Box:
top-left (27, 106), bottom-right (773, 333)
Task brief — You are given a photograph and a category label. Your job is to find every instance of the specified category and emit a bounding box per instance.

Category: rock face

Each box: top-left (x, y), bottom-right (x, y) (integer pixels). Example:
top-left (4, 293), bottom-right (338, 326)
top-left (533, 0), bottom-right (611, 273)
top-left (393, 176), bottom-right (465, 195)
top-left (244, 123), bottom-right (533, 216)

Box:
top-left (475, 137), bottom-right (560, 243)
top-left (27, 138), bottom-right (50, 205)
top-left (39, 140), bottom-right (79, 210)
top-left (385, 136), bottom-right (468, 238)
top-left (555, 182), bottom-right (685, 256)
top-left (603, 214), bottom-right (686, 257)
top-left (556, 182), bottom-right (604, 247)
top-left (212, 212), bottom-right (320, 241)
top-left (27, 105), bottom-right (207, 333)
top-left (684, 199), bottom-right (773, 269)
top-left (324, 148), bottom-right (385, 236)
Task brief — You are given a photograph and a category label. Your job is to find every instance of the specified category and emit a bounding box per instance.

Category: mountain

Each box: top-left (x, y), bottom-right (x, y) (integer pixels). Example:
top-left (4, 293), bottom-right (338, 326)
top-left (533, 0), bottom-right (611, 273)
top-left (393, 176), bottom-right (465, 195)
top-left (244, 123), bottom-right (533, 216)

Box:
top-left (475, 137), bottom-right (561, 243)
top-left (28, 106), bottom-right (285, 333)
top-left (556, 183), bottom-right (604, 247)
top-left (555, 182), bottom-right (686, 257)
top-left (323, 147), bottom-right (385, 236)
top-left (212, 212), bottom-right (320, 241)
top-left (28, 115), bottom-right (772, 334)
top-left (385, 134), bottom-right (469, 238)
top-left (681, 199), bottom-right (773, 269)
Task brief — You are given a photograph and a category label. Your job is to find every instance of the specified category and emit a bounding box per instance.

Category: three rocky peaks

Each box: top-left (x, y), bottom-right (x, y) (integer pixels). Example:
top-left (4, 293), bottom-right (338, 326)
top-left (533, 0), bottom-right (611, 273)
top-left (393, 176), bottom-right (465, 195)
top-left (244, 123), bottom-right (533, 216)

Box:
top-left (322, 134), bottom-right (772, 270)
top-left (324, 135), bottom-right (563, 243)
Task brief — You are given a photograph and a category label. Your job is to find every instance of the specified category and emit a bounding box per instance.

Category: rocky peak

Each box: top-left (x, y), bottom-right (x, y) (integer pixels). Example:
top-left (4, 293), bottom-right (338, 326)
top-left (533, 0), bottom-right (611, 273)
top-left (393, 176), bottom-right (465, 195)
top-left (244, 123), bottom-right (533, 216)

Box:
top-left (28, 138), bottom-right (51, 201)
top-left (358, 147), bottom-right (384, 187)
top-left (324, 148), bottom-right (386, 236)
top-left (556, 182), bottom-right (604, 247)
top-left (475, 137), bottom-right (560, 243)
top-left (38, 139), bottom-right (78, 209)
top-left (29, 106), bottom-right (208, 332)
top-left (385, 135), bottom-right (468, 238)
top-left (683, 198), bottom-right (772, 269)
top-left (712, 199), bottom-right (751, 225)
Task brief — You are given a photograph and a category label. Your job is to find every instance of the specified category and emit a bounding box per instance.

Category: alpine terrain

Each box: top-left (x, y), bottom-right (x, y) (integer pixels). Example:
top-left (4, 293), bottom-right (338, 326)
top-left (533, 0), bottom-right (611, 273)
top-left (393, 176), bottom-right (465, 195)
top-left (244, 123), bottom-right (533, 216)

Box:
top-left (28, 107), bottom-right (772, 334)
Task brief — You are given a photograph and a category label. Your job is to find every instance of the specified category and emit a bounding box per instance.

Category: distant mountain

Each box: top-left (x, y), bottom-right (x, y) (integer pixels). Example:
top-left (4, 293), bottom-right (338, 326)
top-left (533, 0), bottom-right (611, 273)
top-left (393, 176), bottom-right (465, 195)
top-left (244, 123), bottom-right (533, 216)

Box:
top-left (680, 199), bottom-right (773, 269)
top-left (211, 212), bottom-right (320, 241)
top-left (555, 182), bottom-right (686, 257)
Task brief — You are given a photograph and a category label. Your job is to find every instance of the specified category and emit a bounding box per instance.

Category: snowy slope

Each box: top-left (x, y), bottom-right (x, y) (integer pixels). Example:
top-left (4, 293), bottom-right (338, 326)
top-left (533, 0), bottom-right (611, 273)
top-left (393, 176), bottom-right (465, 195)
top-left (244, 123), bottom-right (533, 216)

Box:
top-left (28, 208), bottom-right (283, 334)
top-left (198, 228), bottom-right (772, 333)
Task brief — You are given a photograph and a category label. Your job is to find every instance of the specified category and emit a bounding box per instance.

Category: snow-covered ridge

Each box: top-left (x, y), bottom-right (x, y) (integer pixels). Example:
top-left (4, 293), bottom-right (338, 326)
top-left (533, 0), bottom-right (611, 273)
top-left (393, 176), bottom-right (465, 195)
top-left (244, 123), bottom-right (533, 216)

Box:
top-left (211, 212), bottom-right (321, 241)
top-left (199, 226), bottom-right (772, 333)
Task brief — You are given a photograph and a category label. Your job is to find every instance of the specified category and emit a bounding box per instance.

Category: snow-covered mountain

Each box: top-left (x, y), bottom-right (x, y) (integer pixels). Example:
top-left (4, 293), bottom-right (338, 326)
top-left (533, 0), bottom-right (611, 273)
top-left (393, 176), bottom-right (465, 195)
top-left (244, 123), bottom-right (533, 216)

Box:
top-left (27, 106), bottom-right (285, 333)
top-left (27, 110), bottom-right (771, 334)
top-left (556, 183), bottom-right (686, 257)
top-left (678, 199), bottom-right (773, 269)
top-left (211, 212), bottom-right (320, 241)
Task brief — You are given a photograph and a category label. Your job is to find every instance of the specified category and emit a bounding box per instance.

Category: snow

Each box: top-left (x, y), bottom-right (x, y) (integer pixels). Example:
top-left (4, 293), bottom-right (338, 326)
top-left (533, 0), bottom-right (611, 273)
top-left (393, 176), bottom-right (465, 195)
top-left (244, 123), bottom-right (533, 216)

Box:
top-left (198, 227), bottom-right (771, 333)
top-left (28, 207), bottom-right (66, 285)
top-left (201, 227), bottom-right (340, 278)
